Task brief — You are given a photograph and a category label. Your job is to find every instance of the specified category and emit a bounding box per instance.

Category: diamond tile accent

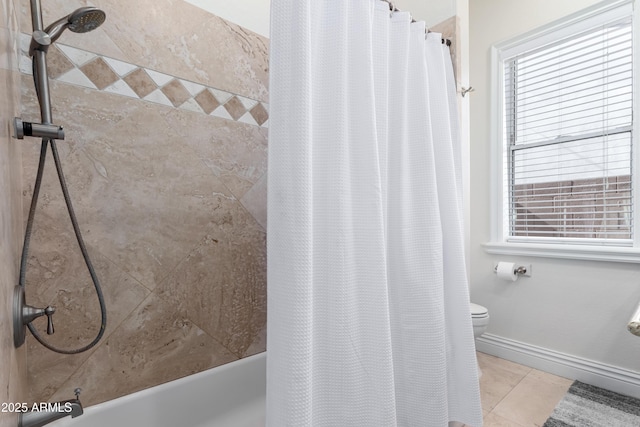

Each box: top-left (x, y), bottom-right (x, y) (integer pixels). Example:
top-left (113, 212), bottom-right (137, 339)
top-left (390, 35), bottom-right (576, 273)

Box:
top-left (104, 79), bottom-right (138, 99)
top-left (223, 96), bottom-right (247, 121)
top-left (180, 98), bottom-right (205, 114)
top-left (18, 44), bottom-right (268, 128)
top-left (161, 79), bottom-right (191, 107)
top-left (249, 103), bottom-right (269, 126)
top-left (210, 88), bottom-right (233, 104)
top-left (47, 45), bottom-right (75, 79)
top-left (144, 88), bottom-right (173, 107)
top-left (57, 68), bottom-right (97, 89)
top-left (194, 89), bottom-right (220, 115)
top-left (236, 95), bottom-right (258, 111)
top-left (238, 111), bottom-right (258, 126)
top-left (180, 79), bottom-right (206, 97)
top-left (57, 44), bottom-right (97, 67)
top-left (146, 69), bottom-right (174, 87)
top-left (80, 57), bottom-right (119, 90)
top-left (123, 68), bottom-right (157, 99)
top-left (211, 105), bottom-right (234, 120)
top-left (103, 57), bottom-right (138, 77)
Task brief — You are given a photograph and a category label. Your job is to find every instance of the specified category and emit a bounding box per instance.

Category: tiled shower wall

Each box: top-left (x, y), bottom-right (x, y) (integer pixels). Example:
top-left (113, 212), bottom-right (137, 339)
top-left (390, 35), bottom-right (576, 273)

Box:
top-left (19, 0), bottom-right (268, 406)
top-left (0, 0), bottom-right (25, 425)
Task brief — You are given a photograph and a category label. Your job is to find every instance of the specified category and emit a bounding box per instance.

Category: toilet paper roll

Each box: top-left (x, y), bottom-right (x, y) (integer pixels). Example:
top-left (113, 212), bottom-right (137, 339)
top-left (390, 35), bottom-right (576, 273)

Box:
top-left (496, 262), bottom-right (518, 282)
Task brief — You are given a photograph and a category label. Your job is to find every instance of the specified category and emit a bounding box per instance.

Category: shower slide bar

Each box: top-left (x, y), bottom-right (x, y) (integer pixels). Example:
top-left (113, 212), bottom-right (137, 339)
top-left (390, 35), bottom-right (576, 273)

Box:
top-left (14, 0), bottom-right (108, 354)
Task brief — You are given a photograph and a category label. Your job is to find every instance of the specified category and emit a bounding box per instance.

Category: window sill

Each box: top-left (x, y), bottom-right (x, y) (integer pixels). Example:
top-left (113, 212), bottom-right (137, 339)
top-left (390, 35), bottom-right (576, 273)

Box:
top-left (482, 241), bottom-right (640, 263)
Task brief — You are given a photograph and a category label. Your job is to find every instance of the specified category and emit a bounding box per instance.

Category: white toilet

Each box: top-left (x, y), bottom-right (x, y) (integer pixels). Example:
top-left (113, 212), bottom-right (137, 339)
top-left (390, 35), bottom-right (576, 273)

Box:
top-left (470, 302), bottom-right (489, 339)
top-left (470, 302), bottom-right (489, 379)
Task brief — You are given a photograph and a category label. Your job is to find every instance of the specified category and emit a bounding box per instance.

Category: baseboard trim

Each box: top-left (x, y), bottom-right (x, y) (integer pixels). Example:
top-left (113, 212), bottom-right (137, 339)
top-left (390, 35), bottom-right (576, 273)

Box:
top-left (476, 333), bottom-right (640, 399)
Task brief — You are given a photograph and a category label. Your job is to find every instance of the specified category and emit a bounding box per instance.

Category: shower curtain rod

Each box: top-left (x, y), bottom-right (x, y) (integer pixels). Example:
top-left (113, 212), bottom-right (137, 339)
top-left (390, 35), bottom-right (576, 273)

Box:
top-left (381, 0), bottom-right (452, 46)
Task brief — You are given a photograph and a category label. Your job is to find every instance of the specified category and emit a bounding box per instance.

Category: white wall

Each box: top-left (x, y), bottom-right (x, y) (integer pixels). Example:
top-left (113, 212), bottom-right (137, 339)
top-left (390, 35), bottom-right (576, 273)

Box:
top-left (394, 0), bottom-right (456, 27)
top-left (470, 0), bottom-right (640, 374)
top-left (184, 0), bottom-right (457, 38)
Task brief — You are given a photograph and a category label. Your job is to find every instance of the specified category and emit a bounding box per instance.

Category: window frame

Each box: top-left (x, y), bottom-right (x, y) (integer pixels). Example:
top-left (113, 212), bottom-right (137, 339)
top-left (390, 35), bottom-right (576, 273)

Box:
top-left (484, 0), bottom-right (640, 263)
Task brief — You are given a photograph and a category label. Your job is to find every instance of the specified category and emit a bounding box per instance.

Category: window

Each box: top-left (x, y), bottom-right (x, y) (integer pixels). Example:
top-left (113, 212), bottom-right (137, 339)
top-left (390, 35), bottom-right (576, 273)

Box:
top-left (486, 0), bottom-right (640, 262)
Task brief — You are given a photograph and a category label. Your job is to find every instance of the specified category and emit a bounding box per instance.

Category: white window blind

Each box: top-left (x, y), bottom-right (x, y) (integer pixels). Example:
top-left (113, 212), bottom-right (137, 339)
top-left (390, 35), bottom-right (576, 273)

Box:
top-left (503, 16), bottom-right (634, 244)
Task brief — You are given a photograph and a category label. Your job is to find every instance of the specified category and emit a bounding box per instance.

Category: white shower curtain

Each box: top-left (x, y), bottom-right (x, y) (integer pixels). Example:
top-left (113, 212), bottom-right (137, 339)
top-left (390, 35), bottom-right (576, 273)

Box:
top-left (267, 1), bottom-right (483, 426)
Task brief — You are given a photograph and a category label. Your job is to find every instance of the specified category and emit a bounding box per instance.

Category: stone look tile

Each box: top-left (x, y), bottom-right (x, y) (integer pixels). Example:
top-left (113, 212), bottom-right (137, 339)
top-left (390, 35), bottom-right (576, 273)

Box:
top-left (123, 67), bottom-right (156, 98)
top-left (46, 45), bottom-right (75, 79)
top-left (179, 98), bottom-right (205, 114)
top-left (103, 56), bottom-right (138, 77)
top-left (48, 293), bottom-right (239, 406)
top-left (160, 78), bottom-right (191, 107)
top-left (21, 79), bottom-right (265, 404)
top-left (238, 111), bottom-right (258, 127)
top-left (491, 369), bottom-right (573, 427)
top-left (20, 76), bottom-right (140, 167)
top-left (56, 44), bottom-right (97, 68)
top-left (61, 106), bottom-right (234, 289)
top-left (80, 57), bottom-right (119, 90)
top-left (477, 352), bottom-right (532, 412)
top-left (91, 0), bottom-right (269, 102)
top-left (57, 68), bottom-right (97, 89)
top-left (104, 79), bottom-right (138, 98)
top-left (211, 104), bottom-right (234, 120)
top-left (143, 88), bottom-right (173, 107)
top-left (22, 78), bottom-right (239, 283)
top-left (155, 206), bottom-right (267, 357)
top-left (0, 27), bottom-right (14, 71)
top-left (240, 173), bottom-right (267, 230)
top-left (180, 79), bottom-right (206, 97)
top-left (242, 323), bottom-right (266, 358)
top-left (17, 0), bottom-right (271, 408)
top-left (145, 69), bottom-right (174, 87)
top-left (162, 108), bottom-right (268, 200)
top-left (224, 96), bottom-right (247, 120)
top-left (236, 95), bottom-right (258, 111)
top-left (194, 89), bottom-right (220, 114)
top-left (0, 64), bottom-right (27, 427)
top-left (188, 13), bottom-right (269, 102)
top-left (210, 87), bottom-right (233, 105)
top-left (23, 215), bottom-right (150, 402)
top-left (250, 102), bottom-right (269, 126)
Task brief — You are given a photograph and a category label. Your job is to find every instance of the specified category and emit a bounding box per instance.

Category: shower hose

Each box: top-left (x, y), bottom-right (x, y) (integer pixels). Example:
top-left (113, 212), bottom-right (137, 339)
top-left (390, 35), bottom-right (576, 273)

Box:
top-left (18, 60), bottom-right (107, 354)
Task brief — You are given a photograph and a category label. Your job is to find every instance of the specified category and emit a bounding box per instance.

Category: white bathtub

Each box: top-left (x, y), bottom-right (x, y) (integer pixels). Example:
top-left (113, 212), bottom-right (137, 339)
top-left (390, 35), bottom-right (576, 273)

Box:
top-left (50, 352), bottom-right (266, 427)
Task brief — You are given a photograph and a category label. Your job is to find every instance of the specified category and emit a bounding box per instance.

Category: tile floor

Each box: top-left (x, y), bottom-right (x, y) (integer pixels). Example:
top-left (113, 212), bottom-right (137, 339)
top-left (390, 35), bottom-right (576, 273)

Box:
top-left (474, 352), bottom-right (573, 427)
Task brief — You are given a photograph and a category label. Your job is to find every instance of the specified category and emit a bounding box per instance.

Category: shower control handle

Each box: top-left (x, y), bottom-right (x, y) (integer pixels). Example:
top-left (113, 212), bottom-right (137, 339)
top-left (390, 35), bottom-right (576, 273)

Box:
top-left (45, 306), bottom-right (55, 335)
top-left (22, 301), bottom-right (56, 334)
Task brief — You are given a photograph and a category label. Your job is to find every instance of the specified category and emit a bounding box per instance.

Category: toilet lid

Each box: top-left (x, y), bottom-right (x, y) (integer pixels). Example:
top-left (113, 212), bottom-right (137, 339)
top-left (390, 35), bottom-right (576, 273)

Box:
top-left (470, 303), bottom-right (488, 317)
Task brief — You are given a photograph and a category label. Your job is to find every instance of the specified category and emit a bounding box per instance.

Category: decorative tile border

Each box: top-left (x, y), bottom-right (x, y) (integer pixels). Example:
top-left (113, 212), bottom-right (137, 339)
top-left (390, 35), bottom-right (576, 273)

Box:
top-left (18, 34), bottom-right (269, 128)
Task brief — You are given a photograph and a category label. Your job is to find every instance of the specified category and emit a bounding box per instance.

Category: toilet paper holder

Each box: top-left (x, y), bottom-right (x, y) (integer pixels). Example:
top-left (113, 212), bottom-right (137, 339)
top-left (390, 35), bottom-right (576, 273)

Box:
top-left (493, 263), bottom-right (532, 277)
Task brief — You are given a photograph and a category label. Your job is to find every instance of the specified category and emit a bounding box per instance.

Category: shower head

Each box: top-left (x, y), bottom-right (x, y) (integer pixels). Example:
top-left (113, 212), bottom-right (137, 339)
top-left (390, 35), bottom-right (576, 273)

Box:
top-left (44, 7), bottom-right (106, 44)
top-left (68, 7), bottom-right (106, 33)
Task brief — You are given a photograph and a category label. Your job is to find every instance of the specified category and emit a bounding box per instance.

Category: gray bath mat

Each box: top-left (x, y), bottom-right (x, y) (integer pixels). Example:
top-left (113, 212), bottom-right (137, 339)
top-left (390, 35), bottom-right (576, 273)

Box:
top-left (543, 381), bottom-right (640, 427)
